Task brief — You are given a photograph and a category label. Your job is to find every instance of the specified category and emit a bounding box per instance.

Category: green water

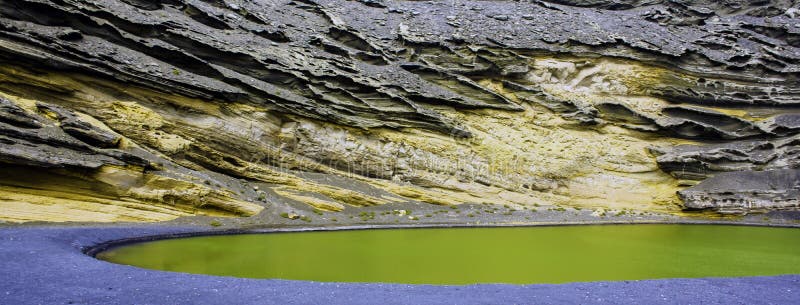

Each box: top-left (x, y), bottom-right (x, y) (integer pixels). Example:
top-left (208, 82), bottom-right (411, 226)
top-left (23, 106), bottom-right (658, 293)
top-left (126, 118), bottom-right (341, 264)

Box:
top-left (97, 225), bottom-right (800, 284)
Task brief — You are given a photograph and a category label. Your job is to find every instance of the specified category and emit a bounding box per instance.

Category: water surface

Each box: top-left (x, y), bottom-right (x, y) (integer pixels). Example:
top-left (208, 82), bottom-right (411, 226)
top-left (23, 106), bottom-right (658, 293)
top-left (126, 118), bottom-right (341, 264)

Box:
top-left (97, 225), bottom-right (800, 284)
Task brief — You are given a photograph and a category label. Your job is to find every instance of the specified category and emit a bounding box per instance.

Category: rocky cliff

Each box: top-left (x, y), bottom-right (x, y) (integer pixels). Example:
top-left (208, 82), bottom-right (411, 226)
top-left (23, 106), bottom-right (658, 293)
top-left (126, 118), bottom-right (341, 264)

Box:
top-left (0, 0), bottom-right (798, 222)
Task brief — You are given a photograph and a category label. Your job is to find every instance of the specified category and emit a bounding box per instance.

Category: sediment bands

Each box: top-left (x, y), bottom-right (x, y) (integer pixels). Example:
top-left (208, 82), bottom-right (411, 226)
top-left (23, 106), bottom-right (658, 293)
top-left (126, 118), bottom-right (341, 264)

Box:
top-left (0, 0), bottom-right (799, 222)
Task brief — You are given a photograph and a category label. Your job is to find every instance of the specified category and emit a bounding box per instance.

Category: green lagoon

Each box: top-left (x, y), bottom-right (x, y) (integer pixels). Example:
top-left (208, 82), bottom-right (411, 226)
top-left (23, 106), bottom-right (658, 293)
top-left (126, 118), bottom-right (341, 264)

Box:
top-left (97, 225), bottom-right (800, 284)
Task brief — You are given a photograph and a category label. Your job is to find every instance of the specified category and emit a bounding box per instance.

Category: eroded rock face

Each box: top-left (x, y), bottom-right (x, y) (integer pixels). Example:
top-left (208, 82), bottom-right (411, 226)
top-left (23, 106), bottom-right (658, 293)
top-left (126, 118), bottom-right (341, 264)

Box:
top-left (0, 0), bottom-right (798, 220)
top-left (0, 96), bottom-right (262, 222)
top-left (679, 169), bottom-right (800, 214)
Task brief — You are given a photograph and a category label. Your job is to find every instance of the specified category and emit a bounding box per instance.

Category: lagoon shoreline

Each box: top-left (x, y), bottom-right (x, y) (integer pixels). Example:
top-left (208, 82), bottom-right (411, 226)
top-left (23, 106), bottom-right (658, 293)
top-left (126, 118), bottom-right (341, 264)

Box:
top-left (2, 222), bottom-right (800, 305)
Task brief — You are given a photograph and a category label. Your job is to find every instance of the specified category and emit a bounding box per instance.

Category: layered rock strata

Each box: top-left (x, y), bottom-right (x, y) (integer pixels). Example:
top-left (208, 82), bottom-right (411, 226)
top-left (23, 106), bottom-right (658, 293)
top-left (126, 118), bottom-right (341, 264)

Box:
top-left (0, 0), bottom-right (798, 220)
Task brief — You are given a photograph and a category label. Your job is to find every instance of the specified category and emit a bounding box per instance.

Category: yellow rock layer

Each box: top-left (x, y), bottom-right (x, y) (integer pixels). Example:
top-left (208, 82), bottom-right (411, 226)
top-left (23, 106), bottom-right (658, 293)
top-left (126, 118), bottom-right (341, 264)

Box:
top-left (0, 56), bottom-right (772, 222)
